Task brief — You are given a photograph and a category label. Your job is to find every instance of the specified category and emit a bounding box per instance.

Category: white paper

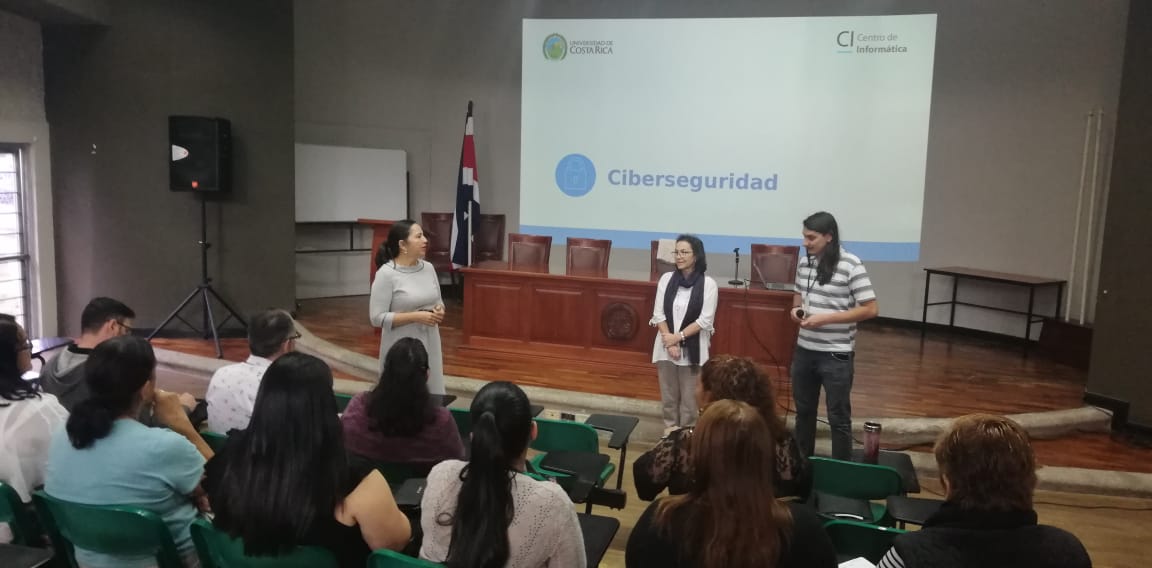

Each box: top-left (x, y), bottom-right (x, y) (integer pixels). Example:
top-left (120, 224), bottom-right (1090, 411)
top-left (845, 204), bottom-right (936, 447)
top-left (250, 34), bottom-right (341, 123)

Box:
top-left (839, 557), bottom-right (877, 568)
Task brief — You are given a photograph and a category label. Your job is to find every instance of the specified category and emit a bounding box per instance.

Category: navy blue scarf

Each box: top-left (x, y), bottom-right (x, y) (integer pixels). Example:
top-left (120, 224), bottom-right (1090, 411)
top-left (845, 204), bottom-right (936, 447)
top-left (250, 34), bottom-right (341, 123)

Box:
top-left (663, 269), bottom-right (705, 365)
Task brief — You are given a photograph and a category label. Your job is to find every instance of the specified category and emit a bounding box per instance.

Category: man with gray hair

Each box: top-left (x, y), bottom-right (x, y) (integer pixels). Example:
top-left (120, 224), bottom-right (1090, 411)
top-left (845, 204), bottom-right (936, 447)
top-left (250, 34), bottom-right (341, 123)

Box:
top-left (205, 308), bottom-right (299, 432)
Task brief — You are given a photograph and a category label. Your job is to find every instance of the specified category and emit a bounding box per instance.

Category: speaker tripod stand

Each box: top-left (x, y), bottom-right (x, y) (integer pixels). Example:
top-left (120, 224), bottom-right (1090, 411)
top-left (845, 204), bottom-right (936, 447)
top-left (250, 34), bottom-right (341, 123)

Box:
top-left (147, 196), bottom-right (246, 358)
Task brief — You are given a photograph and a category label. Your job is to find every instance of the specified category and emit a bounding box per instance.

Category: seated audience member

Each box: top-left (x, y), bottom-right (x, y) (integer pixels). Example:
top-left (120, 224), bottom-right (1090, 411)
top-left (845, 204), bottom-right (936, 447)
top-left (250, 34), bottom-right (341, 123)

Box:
top-left (420, 381), bottom-right (586, 567)
top-left (341, 337), bottom-right (464, 464)
top-left (39, 297), bottom-right (135, 410)
top-left (39, 296), bottom-right (198, 419)
top-left (205, 308), bottom-right (297, 433)
top-left (205, 352), bottom-right (410, 566)
top-left (634, 354), bottom-right (810, 501)
top-left (45, 336), bottom-right (213, 568)
top-left (0, 314), bottom-right (68, 503)
top-left (626, 399), bottom-right (836, 568)
top-left (878, 414), bottom-right (1091, 568)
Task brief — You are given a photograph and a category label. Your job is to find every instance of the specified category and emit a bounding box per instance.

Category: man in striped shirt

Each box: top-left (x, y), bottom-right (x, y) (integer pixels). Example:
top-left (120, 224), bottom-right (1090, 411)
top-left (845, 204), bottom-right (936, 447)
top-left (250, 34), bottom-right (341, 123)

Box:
top-left (790, 212), bottom-right (878, 460)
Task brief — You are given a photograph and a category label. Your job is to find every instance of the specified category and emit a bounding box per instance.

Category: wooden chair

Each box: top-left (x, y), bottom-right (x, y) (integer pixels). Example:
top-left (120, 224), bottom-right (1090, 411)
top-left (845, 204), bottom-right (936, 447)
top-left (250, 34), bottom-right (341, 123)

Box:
top-left (474, 213), bottom-right (506, 263)
top-left (507, 233), bottom-right (552, 272)
top-left (565, 237), bottom-right (611, 277)
top-left (420, 212), bottom-right (455, 274)
top-left (649, 240), bottom-right (676, 281)
top-left (750, 244), bottom-right (801, 285)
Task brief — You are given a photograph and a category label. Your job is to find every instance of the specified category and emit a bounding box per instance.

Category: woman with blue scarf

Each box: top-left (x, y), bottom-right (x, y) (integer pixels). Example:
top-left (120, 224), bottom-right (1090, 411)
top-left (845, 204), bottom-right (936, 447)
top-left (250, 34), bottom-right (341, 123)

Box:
top-left (650, 235), bottom-right (719, 431)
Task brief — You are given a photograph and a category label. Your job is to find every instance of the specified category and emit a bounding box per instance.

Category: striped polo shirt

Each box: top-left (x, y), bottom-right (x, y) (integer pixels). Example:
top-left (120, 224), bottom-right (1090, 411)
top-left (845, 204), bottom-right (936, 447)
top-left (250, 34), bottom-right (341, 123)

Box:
top-left (795, 248), bottom-right (876, 352)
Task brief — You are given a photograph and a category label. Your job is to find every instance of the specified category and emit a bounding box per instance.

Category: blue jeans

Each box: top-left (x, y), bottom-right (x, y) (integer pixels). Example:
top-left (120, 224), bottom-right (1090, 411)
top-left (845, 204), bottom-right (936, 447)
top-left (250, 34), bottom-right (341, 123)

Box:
top-left (791, 346), bottom-right (854, 460)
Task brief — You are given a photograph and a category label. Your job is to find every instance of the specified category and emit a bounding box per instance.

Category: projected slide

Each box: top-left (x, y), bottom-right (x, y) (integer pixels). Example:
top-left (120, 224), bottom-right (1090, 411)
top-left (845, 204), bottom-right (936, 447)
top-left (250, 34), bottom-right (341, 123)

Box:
top-left (521, 15), bottom-right (937, 261)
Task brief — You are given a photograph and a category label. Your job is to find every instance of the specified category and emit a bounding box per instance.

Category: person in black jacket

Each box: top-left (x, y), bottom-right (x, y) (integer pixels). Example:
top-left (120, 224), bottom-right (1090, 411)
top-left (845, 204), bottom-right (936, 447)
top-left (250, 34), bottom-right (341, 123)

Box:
top-left (878, 414), bottom-right (1091, 568)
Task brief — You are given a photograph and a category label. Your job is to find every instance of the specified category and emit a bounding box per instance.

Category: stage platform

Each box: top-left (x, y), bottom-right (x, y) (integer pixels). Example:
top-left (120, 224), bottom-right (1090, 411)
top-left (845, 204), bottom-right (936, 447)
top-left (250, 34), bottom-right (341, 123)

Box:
top-left (147, 295), bottom-right (1152, 479)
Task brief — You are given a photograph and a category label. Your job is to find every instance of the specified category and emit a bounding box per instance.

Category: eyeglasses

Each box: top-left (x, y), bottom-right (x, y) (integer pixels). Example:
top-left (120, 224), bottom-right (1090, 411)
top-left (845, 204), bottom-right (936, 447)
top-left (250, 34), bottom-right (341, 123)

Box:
top-left (116, 320), bottom-right (134, 334)
top-left (16, 339), bottom-right (32, 352)
top-left (287, 332), bottom-right (302, 341)
top-left (673, 250), bottom-right (694, 257)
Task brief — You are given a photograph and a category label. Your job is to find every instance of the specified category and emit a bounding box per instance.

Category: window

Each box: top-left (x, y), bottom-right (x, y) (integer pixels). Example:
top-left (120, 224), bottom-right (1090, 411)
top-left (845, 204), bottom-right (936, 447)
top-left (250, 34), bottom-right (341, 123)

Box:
top-left (0, 145), bottom-right (31, 330)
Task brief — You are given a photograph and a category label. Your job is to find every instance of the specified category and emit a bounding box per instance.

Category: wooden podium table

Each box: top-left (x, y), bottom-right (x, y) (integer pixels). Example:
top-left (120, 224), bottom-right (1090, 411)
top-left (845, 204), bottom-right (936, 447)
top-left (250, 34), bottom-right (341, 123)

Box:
top-left (357, 218), bottom-right (395, 283)
top-left (460, 267), bottom-right (799, 375)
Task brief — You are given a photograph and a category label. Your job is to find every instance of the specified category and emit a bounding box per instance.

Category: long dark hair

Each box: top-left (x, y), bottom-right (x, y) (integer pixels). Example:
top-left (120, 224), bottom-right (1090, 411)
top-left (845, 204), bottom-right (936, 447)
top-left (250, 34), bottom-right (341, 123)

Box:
top-left (0, 314), bottom-right (37, 402)
top-left (210, 352), bottom-right (350, 556)
top-left (656, 400), bottom-right (793, 567)
top-left (375, 219), bottom-right (416, 269)
top-left (803, 211), bottom-right (841, 286)
top-left (366, 337), bottom-right (434, 436)
top-left (440, 381), bottom-right (534, 568)
top-left (65, 336), bottom-right (156, 449)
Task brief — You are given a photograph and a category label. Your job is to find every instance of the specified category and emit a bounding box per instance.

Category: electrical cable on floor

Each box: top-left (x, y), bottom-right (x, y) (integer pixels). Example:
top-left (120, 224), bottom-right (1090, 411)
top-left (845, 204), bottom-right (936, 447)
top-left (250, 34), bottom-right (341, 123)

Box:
top-left (737, 278), bottom-right (792, 421)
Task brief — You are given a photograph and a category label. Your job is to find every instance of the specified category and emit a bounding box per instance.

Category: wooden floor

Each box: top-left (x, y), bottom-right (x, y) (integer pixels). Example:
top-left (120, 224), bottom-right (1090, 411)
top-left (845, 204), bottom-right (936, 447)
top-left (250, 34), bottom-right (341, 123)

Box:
top-left (153, 295), bottom-right (1152, 474)
top-left (293, 296), bottom-right (1088, 417)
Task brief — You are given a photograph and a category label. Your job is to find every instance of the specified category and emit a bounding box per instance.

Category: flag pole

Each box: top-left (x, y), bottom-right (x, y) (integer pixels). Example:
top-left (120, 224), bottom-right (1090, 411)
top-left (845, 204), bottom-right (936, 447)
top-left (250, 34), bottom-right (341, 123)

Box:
top-left (467, 100), bottom-right (474, 267)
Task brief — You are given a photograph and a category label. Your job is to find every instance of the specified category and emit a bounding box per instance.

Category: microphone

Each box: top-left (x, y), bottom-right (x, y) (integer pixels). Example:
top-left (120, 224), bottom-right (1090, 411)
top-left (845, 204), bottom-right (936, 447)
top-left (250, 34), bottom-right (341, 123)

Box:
top-left (728, 247), bottom-right (743, 286)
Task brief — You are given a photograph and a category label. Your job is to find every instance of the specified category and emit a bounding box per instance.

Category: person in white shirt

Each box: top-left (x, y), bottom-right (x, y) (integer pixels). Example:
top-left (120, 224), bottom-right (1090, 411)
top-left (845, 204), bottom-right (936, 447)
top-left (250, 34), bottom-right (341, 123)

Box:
top-left (650, 234), bottom-right (719, 430)
top-left (0, 314), bottom-right (68, 506)
top-left (205, 309), bottom-right (298, 433)
top-left (420, 381), bottom-right (585, 567)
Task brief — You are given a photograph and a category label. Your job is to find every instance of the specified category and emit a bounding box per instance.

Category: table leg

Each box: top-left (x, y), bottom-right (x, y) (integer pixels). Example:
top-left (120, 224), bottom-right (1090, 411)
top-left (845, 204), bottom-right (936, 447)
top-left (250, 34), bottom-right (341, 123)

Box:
top-left (921, 272), bottom-right (932, 338)
top-left (1055, 283), bottom-right (1066, 321)
top-left (1025, 286), bottom-right (1037, 346)
top-left (949, 276), bottom-right (959, 329)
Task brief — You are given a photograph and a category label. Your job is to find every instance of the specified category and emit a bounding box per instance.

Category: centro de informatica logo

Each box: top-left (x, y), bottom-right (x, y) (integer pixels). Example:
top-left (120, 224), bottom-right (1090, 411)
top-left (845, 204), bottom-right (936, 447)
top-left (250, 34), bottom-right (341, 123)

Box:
top-left (836, 30), bottom-right (908, 54)
top-left (543, 34), bottom-right (567, 60)
top-left (554, 153), bottom-right (779, 197)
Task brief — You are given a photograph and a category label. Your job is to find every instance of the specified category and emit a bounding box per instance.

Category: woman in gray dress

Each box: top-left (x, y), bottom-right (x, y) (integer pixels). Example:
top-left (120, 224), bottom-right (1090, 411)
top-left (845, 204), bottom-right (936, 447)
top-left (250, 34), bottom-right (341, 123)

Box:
top-left (369, 220), bottom-right (447, 394)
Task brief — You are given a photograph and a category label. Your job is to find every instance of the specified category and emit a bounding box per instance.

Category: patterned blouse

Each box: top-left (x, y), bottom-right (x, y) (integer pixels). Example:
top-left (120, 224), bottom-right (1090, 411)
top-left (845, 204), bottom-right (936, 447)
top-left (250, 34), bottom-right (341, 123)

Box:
top-left (633, 427), bottom-right (812, 501)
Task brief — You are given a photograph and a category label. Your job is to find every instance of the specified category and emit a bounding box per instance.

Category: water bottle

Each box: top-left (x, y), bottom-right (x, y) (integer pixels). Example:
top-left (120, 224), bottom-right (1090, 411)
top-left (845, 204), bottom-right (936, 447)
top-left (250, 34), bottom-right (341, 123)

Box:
top-left (863, 422), bottom-right (882, 464)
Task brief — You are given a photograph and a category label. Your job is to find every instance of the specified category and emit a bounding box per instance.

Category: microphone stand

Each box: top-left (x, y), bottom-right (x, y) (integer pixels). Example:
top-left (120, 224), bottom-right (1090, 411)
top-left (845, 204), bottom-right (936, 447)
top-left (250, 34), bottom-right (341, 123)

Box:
top-left (729, 247), bottom-right (744, 287)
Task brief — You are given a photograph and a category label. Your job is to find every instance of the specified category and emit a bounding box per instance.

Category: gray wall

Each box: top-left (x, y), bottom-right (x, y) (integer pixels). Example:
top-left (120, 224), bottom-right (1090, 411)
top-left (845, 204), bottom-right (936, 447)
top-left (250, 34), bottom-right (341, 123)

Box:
top-left (0, 9), bottom-right (44, 123)
top-left (0, 8), bottom-right (58, 337)
top-left (295, 0), bottom-right (1128, 335)
top-left (43, 0), bottom-right (294, 333)
top-left (1088, 1), bottom-right (1152, 426)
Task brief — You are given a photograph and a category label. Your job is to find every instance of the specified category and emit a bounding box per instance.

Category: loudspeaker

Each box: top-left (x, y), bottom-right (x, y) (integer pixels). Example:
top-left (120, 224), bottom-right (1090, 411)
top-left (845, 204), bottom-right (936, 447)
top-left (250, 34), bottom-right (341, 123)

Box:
top-left (169, 116), bottom-right (231, 192)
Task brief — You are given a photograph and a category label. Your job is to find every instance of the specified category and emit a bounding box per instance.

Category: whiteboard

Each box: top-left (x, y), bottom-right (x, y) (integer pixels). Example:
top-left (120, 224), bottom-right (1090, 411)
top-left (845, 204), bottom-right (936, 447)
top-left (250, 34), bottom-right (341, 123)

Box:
top-left (295, 143), bottom-right (407, 222)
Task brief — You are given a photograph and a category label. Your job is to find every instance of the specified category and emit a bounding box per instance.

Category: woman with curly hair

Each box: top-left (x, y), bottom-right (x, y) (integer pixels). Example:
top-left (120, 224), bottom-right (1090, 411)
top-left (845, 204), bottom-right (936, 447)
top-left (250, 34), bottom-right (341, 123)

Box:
top-left (633, 354), bottom-right (811, 500)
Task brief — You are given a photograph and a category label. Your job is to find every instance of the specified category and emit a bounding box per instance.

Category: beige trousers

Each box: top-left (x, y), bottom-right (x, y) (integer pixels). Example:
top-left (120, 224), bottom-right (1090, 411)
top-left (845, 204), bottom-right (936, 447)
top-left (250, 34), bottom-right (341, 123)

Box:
top-left (656, 360), bottom-right (700, 428)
